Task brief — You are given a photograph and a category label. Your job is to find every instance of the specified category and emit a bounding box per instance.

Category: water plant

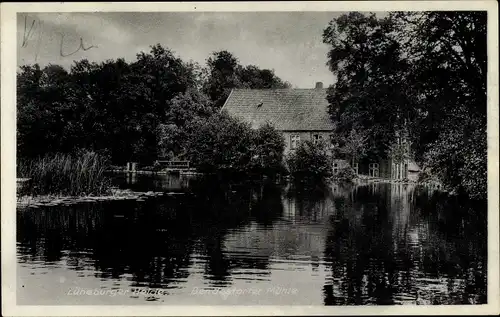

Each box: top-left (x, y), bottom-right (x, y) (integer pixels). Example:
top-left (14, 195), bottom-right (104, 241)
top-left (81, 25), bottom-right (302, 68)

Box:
top-left (17, 150), bottom-right (112, 197)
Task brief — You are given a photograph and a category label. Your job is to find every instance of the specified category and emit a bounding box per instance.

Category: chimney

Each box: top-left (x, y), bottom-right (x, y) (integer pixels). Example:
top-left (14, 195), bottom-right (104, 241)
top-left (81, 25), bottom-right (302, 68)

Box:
top-left (315, 82), bottom-right (323, 89)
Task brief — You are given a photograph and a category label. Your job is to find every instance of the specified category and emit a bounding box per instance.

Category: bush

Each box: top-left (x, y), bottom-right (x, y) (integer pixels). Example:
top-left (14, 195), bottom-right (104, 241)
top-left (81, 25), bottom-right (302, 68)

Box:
top-left (332, 166), bottom-right (357, 183)
top-left (185, 112), bottom-right (254, 173)
top-left (17, 150), bottom-right (112, 196)
top-left (423, 121), bottom-right (486, 200)
top-left (250, 123), bottom-right (286, 175)
top-left (185, 113), bottom-right (286, 175)
top-left (286, 140), bottom-right (333, 181)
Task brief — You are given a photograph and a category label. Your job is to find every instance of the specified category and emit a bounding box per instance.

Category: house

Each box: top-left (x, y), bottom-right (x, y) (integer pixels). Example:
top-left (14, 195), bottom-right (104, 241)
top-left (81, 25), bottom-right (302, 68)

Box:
top-left (350, 128), bottom-right (421, 181)
top-left (221, 82), bottom-right (334, 154)
top-left (222, 82), bottom-right (420, 180)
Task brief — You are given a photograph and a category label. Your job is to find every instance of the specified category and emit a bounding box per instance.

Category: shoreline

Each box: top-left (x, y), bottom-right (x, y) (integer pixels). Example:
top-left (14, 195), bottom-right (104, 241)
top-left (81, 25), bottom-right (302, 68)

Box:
top-left (106, 169), bottom-right (203, 176)
top-left (16, 188), bottom-right (171, 209)
top-left (16, 173), bottom-right (443, 209)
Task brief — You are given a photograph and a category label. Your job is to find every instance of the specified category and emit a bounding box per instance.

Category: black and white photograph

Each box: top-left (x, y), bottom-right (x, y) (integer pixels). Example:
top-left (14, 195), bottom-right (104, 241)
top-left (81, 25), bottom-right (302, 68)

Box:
top-left (1, 1), bottom-right (499, 315)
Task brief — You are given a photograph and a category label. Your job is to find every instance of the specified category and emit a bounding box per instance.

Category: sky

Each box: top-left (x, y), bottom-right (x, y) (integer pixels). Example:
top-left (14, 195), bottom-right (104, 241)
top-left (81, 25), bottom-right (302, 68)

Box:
top-left (17, 12), bottom-right (341, 88)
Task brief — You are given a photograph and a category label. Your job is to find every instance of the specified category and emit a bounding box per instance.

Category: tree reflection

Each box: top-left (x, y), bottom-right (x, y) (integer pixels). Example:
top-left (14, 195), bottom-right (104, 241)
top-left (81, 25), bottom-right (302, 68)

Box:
top-left (323, 183), bottom-right (487, 305)
top-left (16, 175), bottom-right (284, 290)
top-left (17, 178), bottom-right (486, 304)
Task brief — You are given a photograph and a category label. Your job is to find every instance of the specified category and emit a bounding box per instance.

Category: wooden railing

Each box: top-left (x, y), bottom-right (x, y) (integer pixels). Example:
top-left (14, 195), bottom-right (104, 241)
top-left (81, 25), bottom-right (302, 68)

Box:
top-left (156, 160), bottom-right (190, 169)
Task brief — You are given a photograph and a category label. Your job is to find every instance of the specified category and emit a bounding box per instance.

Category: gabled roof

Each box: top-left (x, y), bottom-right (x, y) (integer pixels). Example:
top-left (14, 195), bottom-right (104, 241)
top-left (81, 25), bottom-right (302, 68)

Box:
top-left (221, 88), bottom-right (335, 131)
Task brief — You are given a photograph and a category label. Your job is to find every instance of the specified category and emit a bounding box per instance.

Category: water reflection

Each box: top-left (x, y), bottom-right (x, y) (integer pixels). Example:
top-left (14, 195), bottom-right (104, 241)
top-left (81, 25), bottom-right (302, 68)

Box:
top-left (17, 174), bottom-right (486, 305)
top-left (322, 184), bottom-right (487, 305)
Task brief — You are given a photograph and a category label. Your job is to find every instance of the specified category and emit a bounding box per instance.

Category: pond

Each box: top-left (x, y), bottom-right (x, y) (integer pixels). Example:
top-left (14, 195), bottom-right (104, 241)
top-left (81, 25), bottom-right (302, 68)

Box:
top-left (16, 173), bottom-right (487, 305)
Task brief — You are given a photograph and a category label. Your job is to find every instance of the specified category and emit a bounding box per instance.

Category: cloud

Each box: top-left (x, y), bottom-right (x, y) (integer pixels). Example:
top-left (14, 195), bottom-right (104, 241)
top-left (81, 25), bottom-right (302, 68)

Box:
top-left (17, 12), bottom-right (338, 87)
top-left (43, 13), bottom-right (130, 42)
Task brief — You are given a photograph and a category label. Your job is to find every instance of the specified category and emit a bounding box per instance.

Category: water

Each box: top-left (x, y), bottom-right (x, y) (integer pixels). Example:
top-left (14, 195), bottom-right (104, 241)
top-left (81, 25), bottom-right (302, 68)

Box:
top-left (16, 174), bottom-right (487, 305)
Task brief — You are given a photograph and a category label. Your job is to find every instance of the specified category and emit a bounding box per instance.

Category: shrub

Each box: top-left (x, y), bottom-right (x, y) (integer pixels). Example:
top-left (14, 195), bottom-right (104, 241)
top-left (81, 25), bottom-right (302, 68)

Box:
top-left (332, 166), bottom-right (357, 183)
top-left (286, 140), bottom-right (333, 181)
top-left (185, 112), bottom-right (254, 173)
top-left (423, 122), bottom-right (486, 200)
top-left (250, 123), bottom-right (286, 175)
top-left (185, 113), bottom-right (287, 175)
top-left (17, 150), bottom-right (111, 196)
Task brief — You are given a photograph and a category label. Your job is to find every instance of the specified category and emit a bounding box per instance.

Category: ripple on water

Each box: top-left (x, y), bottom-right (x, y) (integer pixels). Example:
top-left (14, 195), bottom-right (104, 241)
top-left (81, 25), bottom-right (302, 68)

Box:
top-left (15, 179), bottom-right (487, 305)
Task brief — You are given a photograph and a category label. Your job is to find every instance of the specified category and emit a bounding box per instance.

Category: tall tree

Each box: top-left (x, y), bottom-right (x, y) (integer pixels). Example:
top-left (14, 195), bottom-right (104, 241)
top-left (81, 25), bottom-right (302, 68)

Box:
top-left (238, 65), bottom-right (291, 89)
top-left (17, 44), bottom-right (203, 165)
top-left (323, 12), bottom-right (419, 160)
top-left (157, 88), bottom-right (214, 159)
top-left (323, 11), bottom-right (487, 199)
top-left (17, 64), bottom-right (76, 157)
top-left (203, 51), bottom-right (291, 108)
top-left (401, 11), bottom-right (487, 198)
top-left (203, 50), bottom-right (242, 108)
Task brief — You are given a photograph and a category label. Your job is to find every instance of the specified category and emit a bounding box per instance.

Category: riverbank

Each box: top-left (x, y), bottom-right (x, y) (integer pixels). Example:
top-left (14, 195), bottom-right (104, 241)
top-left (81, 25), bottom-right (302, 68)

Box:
top-left (352, 174), bottom-right (443, 188)
top-left (16, 170), bottom-right (444, 209)
top-left (16, 188), bottom-right (177, 209)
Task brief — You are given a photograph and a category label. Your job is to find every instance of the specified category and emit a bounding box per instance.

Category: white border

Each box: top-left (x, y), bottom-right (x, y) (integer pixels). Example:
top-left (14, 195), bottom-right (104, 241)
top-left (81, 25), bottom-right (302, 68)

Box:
top-left (2, 2), bottom-right (499, 316)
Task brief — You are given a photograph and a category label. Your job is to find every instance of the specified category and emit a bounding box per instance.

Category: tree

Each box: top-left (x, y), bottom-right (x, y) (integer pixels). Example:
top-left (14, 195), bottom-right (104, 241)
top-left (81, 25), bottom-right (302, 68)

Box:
top-left (335, 128), bottom-right (369, 164)
top-left (120, 44), bottom-right (200, 163)
top-left (156, 123), bottom-right (182, 160)
top-left (203, 51), bottom-right (242, 108)
top-left (323, 12), bottom-right (487, 199)
top-left (157, 89), bottom-right (214, 159)
top-left (17, 63), bottom-right (46, 158)
top-left (203, 51), bottom-right (291, 108)
top-left (399, 11), bottom-right (487, 199)
top-left (286, 140), bottom-right (333, 181)
top-left (69, 58), bottom-right (131, 159)
top-left (17, 64), bottom-right (76, 158)
top-left (323, 12), bottom-right (420, 161)
top-left (238, 65), bottom-right (291, 89)
top-left (17, 44), bottom-right (204, 165)
top-left (250, 123), bottom-right (286, 174)
top-left (185, 112), bottom-right (254, 173)
top-left (184, 113), bottom-right (287, 175)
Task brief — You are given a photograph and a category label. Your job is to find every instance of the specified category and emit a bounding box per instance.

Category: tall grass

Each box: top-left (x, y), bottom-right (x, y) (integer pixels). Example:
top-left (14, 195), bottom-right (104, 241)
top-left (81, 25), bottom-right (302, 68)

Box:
top-left (17, 151), bottom-right (112, 196)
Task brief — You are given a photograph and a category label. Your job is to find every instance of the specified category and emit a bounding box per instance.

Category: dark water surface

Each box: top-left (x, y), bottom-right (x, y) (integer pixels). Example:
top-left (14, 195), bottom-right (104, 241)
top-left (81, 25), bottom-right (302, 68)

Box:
top-left (17, 174), bottom-right (487, 305)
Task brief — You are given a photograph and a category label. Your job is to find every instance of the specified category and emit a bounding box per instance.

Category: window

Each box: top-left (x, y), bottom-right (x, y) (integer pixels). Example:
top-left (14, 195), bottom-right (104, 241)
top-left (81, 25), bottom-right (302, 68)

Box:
top-left (353, 162), bottom-right (359, 175)
top-left (290, 135), bottom-right (300, 149)
top-left (313, 134), bottom-right (323, 144)
top-left (369, 163), bottom-right (379, 177)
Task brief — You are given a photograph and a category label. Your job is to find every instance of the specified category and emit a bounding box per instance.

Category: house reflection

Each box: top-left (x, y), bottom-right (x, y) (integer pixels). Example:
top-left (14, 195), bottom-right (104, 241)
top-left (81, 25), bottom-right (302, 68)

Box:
top-left (16, 176), bottom-right (486, 304)
top-left (222, 180), bottom-right (337, 270)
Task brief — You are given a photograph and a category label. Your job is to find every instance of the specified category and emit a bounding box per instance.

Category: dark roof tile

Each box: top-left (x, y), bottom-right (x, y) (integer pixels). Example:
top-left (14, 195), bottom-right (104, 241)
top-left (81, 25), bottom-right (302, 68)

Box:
top-left (221, 88), bottom-right (335, 131)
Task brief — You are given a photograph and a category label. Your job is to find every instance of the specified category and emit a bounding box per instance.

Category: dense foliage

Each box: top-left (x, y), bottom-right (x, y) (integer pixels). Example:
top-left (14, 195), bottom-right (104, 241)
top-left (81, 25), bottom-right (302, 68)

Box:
top-left (202, 50), bottom-right (291, 108)
top-left (250, 123), bottom-right (287, 175)
top-left (332, 128), bottom-right (368, 163)
top-left (17, 45), bottom-right (290, 166)
top-left (332, 166), bottom-right (358, 183)
top-left (185, 113), bottom-right (254, 173)
top-left (286, 140), bottom-right (333, 182)
top-left (185, 113), bottom-right (285, 174)
top-left (323, 12), bottom-right (487, 199)
top-left (17, 13), bottom-right (488, 199)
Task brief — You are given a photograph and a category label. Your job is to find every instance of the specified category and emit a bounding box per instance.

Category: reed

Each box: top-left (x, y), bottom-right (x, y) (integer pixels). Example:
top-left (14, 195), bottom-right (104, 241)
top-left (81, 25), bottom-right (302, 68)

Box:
top-left (17, 151), bottom-right (112, 197)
